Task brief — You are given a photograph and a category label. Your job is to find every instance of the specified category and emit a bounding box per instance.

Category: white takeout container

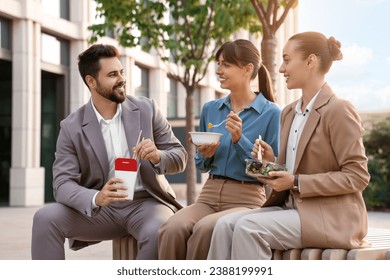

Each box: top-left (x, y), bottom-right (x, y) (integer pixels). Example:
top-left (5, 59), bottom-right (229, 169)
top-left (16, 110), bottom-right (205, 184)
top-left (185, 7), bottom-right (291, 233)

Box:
top-left (189, 131), bottom-right (223, 145)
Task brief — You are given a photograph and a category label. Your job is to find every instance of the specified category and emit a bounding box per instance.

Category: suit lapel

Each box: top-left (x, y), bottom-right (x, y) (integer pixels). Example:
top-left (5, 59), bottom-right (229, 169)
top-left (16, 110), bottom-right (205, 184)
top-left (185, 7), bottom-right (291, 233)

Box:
top-left (121, 98), bottom-right (141, 157)
top-left (278, 103), bottom-right (295, 164)
top-left (294, 84), bottom-right (334, 173)
top-left (264, 103), bottom-right (295, 207)
top-left (82, 101), bottom-right (109, 181)
top-left (293, 110), bottom-right (320, 173)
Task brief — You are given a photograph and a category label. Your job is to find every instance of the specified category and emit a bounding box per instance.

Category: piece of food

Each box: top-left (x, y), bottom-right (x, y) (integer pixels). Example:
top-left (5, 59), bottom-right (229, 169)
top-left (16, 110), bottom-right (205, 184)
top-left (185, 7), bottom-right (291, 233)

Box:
top-left (246, 159), bottom-right (263, 176)
top-left (245, 159), bottom-right (286, 177)
top-left (258, 162), bottom-right (287, 176)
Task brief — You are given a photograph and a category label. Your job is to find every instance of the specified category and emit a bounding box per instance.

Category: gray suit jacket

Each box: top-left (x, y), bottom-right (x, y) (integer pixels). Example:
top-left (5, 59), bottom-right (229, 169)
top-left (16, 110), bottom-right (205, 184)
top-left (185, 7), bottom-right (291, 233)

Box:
top-left (52, 96), bottom-right (187, 248)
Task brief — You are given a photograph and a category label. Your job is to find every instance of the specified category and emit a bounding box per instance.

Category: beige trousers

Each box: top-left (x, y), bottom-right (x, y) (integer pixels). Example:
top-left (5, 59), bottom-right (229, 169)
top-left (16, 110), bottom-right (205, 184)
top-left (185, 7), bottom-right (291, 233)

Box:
top-left (158, 178), bottom-right (266, 259)
top-left (207, 206), bottom-right (303, 259)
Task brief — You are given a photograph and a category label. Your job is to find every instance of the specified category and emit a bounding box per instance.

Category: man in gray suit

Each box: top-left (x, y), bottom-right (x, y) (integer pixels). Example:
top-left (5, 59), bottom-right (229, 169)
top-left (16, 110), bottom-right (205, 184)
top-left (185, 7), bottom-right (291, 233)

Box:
top-left (31, 44), bottom-right (187, 259)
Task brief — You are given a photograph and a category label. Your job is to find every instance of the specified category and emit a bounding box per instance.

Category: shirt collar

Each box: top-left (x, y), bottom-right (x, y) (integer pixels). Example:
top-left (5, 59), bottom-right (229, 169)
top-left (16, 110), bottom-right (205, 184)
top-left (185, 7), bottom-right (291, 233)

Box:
top-left (295, 91), bottom-right (320, 115)
top-left (220, 95), bottom-right (231, 110)
top-left (220, 93), bottom-right (268, 114)
top-left (91, 98), bottom-right (122, 123)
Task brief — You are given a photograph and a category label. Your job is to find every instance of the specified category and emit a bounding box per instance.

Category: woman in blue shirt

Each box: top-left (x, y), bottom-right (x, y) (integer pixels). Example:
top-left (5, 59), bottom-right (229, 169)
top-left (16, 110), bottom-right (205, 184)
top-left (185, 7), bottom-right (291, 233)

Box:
top-left (158, 39), bottom-right (281, 259)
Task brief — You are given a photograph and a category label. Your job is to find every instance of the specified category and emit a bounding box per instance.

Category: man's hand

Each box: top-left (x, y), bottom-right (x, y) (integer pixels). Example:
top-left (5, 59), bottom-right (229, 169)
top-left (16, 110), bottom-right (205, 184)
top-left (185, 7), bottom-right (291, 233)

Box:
top-left (95, 178), bottom-right (128, 207)
top-left (132, 138), bottom-right (161, 164)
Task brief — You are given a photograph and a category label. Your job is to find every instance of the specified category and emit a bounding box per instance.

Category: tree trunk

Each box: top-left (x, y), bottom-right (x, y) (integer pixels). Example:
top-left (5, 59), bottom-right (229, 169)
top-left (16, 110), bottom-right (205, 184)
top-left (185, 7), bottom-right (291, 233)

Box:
top-left (185, 91), bottom-right (197, 205)
top-left (261, 34), bottom-right (278, 97)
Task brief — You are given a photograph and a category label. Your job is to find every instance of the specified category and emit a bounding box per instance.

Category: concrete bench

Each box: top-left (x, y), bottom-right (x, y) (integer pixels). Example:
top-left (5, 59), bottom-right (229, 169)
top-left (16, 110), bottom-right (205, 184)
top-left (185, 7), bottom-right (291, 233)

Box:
top-left (113, 227), bottom-right (390, 260)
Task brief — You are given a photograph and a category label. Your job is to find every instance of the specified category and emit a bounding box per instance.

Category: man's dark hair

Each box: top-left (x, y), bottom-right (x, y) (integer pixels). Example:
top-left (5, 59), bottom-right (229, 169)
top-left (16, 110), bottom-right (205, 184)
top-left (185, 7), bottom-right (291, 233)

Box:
top-left (78, 44), bottom-right (120, 88)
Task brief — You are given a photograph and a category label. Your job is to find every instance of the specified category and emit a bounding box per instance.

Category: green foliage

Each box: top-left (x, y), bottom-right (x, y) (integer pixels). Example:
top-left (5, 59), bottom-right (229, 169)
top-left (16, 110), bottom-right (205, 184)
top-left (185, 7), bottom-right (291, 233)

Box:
top-left (89, 0), bottom-right (260, 87)
top-left (363, 117), bottom-right (390, 210)
top-left (91, 0), bottom-right (167, 49)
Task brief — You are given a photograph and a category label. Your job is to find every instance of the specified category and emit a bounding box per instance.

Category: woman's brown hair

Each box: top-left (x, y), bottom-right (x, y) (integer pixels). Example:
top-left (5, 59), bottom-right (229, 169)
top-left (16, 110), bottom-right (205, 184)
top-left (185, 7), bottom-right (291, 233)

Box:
top-left (288, 31), bottom-right (343, 74)
top-left (216, 39), bottom-right (276, 102)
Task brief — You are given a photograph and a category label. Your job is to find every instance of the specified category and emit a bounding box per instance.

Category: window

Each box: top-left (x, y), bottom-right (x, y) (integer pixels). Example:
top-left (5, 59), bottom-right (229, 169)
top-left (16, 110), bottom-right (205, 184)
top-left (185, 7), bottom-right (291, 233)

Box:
top-left (0, 60), bottom-right (12, 204)
top-left (193, 86), bottom-right (201, 118)
top-left (41, 33), bottom-right (70, 66)
top-left (42, 0), bottom-right (70, 20)
top-left (41, 71), bottom-right (66, 202)
top-left (134, 65), bottom-right (149, 97)
top-left (0, 17), bottom-right (11, 50)
top-left (167, 78), bottom-right (178, 118)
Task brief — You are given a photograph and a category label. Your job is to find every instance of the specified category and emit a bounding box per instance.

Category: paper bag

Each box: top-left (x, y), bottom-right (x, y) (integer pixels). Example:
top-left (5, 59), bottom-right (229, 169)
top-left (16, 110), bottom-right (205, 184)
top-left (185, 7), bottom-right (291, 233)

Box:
top-left (115, 158), bottom-right (138, 200)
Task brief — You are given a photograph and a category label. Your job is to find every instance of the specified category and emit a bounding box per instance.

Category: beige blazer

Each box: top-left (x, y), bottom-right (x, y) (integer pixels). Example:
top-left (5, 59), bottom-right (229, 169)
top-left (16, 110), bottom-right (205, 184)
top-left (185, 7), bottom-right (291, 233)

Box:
top-left (52, 95), bottom-right (187, 217)
top-left (263, 84), bottom-right (370, 249)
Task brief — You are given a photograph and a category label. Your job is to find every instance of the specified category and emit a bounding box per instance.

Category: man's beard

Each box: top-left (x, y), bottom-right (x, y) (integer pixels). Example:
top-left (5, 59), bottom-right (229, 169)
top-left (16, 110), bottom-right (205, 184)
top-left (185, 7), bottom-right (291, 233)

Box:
top-left (96, 81), bottom-right (126, 104)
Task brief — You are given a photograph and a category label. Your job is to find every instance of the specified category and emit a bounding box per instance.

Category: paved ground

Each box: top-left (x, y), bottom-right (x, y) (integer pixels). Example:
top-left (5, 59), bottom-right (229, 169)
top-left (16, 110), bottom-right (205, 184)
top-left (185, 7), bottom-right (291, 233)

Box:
top-left (1, 205), bottom-right (390, 260)
top-left (0, 206), bottom-right (112, 260)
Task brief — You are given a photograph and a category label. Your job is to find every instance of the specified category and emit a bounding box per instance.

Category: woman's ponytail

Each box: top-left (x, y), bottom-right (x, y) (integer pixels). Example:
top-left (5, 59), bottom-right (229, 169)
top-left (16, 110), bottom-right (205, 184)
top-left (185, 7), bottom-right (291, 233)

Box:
top-left (258, 64), bottom-right (276, 102)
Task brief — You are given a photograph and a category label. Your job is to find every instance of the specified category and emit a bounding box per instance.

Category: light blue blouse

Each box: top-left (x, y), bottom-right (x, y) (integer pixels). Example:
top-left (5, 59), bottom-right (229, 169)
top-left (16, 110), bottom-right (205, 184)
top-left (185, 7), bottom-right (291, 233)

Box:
top-left (195, 93), bottom-right (281, 182)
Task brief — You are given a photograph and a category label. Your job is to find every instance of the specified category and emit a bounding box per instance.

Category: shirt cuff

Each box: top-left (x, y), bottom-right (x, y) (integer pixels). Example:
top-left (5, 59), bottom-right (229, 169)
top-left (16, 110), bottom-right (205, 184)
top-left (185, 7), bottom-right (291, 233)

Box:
top-left (153, 161), bottom-right (165, 174)
top-left (92, 191), bottom-right (100, 209)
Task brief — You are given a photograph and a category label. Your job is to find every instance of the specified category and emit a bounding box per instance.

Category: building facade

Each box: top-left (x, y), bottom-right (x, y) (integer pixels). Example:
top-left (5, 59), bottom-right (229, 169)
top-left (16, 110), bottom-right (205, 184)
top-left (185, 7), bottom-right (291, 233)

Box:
top-left (0, 0), bottom-right (298, 206)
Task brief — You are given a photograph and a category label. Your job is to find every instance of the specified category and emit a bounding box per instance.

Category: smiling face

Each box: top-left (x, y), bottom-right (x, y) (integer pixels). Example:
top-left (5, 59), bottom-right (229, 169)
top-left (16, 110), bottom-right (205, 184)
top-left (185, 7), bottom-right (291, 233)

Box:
top-left (279, 40), bottom-right (309, 90)
top-left (215, 54), bottom-right (249, 91)
top-left (90, 57), bottom-right (126, 103)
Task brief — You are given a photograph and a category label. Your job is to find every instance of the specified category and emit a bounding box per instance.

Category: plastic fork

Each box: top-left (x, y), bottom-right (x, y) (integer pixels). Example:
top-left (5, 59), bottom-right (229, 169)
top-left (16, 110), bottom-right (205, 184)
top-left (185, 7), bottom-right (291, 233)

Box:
top-left (257, 135), bottom-right (262, 161)
top-left (207, 119), bottom-right (227, 129)
top-left (207, 109), bottom-right (244, 129)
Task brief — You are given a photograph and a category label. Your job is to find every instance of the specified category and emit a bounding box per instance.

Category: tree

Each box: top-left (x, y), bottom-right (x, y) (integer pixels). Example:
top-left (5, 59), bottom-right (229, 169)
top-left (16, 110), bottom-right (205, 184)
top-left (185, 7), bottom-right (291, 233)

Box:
top-left (249, 0), bottom-right (298, 95)
top-left (363, 117), bottom-right (390, 209)
top-left (89, 0), bottom-right (258, 204)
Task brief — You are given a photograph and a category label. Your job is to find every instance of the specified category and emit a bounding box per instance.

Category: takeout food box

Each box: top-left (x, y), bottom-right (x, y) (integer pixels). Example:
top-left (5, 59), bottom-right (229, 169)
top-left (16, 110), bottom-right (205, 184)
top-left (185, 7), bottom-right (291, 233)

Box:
top-left (245, 159), bottom-right (287, 178)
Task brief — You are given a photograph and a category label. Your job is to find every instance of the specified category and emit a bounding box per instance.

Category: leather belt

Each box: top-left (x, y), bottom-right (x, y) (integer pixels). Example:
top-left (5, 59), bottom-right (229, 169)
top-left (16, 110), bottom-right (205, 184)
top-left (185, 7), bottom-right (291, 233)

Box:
top-left (208, 174), bottom-right (262, 185)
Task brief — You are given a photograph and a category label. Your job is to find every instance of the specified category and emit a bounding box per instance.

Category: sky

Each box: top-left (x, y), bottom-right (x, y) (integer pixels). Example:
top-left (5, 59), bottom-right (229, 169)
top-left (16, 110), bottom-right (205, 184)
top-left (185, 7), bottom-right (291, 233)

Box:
top-left (298, 0), bottom-right (390, 112)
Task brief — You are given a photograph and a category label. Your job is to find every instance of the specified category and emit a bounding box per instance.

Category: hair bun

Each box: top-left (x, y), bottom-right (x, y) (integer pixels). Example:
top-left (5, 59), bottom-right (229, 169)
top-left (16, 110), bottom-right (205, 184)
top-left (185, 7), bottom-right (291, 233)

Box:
top-left (327, 36), bottom-right (343, 61)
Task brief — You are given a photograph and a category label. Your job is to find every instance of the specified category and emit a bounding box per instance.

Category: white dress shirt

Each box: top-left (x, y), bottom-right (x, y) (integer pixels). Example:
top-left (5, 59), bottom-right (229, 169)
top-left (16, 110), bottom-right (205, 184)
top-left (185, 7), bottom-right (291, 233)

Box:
top-left (286, 90), bottom-right (321, 173)
top-left (284, 92), bottom-right (319, 208)
top-left (91, 100), bottom-right (143, 208)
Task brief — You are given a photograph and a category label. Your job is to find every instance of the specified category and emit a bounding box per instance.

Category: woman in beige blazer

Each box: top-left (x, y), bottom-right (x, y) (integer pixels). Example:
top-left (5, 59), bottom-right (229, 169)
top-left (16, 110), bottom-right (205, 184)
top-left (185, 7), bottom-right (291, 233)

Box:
top-left (208, 31), bottom-right (370, 260)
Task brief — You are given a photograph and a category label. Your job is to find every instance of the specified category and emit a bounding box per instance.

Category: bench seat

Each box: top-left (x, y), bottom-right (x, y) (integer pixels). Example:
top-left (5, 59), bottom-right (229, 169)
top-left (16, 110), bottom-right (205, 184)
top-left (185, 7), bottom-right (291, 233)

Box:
top-left (113, 235), bottom-right (138, 260)
top-left (272, 228), bottom-right (390, 260)
top-left (113, 227), bottom-right (390, 260)
top-left (385, 250), bottom-right (390, 260)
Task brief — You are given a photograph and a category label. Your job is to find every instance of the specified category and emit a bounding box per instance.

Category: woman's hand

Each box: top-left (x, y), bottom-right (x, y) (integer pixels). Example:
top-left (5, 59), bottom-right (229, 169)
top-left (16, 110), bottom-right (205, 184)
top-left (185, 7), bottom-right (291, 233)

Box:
top-left (225, 111), bottom-right (242, 143)
top-left (189, 136), bottom-right (220, 158)
top-left (257, 171), bottom-right (294, 192)
top-left (196, 142), bottom-right (220, 158)
top-left (252, 138), bottom-right (275, 163)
